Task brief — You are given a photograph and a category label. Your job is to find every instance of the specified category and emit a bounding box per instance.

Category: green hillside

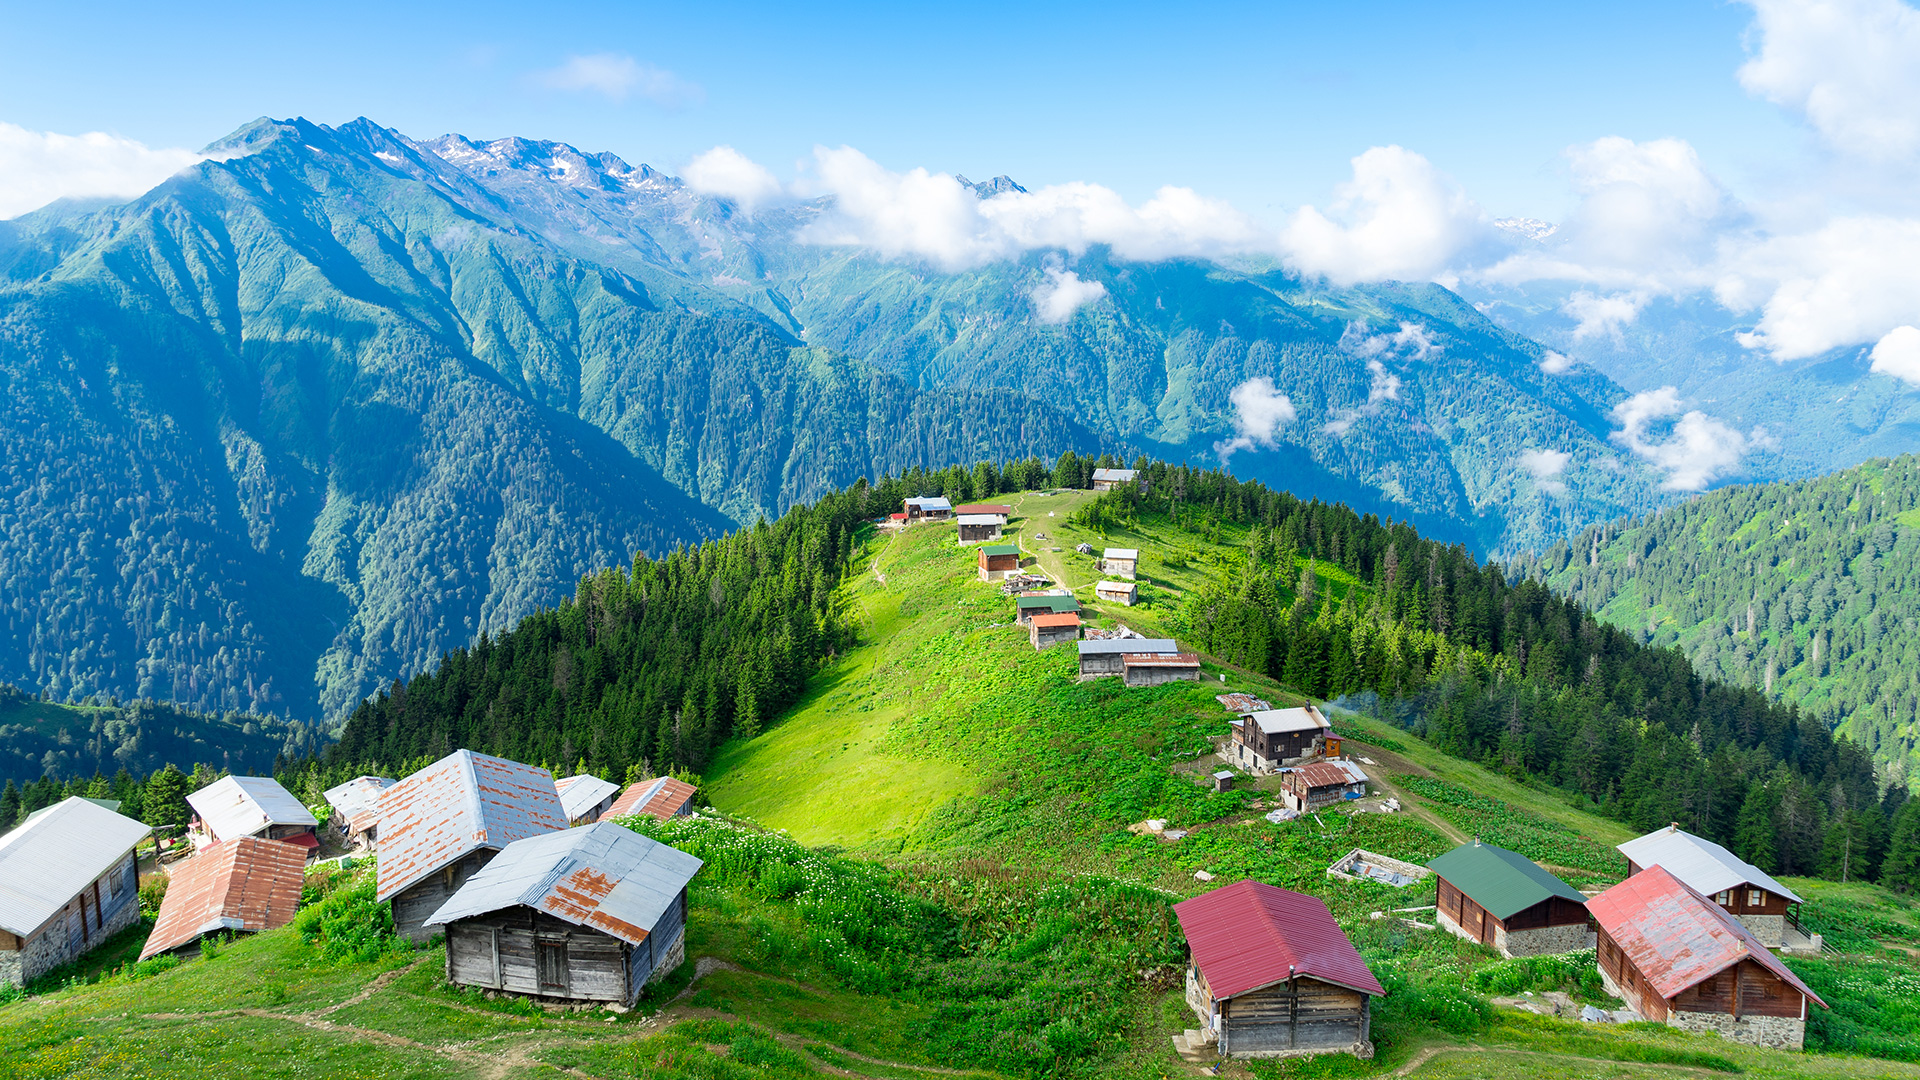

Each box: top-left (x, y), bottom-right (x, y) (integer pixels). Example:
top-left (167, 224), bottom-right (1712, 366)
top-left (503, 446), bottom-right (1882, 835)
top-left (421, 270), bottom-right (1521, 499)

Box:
top-left (0, 681), bottom-right (314, 787)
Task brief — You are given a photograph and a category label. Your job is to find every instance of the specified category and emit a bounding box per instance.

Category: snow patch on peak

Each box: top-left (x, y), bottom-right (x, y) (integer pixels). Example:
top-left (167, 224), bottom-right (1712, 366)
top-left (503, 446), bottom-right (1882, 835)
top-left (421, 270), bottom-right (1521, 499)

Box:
top-left (1494, 217), bottom-right (1558, 242)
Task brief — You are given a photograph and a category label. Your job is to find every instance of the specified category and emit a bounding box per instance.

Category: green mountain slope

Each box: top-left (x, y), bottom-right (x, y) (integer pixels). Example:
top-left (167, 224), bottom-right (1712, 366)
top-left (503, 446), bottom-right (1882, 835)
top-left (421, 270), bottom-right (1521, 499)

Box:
top-left (0, 682), bottom-right (309, 786)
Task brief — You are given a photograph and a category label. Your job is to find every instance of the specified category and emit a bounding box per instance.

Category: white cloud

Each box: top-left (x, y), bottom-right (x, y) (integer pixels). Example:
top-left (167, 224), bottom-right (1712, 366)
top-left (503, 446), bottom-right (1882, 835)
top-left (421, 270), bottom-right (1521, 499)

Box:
top-left (1564, 290), bottom-right (1651, 340)
top-left (682, 146), bottom-right (782, 213)
top-left (1608, 386), bottom-right (1761, 491)
top-left (1722, 215), bottom-right (1920, 359)
top-left (1519, 448), bottom-right (1573, 495)
top-left (1540, 350), bottom-right (1575, 374)
top-left (1340, 320), bottom-right (1441, 360)
top-left (1031, 263), bottom-right (1107, 324)
top-left (535, 54), bottom-right (703, 106)
top-left (1870, 325), bottom-right (1920, 385)
top-left (0, 123), bottom-right (201, 220)
top-left (1215, 376), bottom-right (1298, 461)
top-left (1281, 146), bottom-right (1486, 285)
top-left (1738, 0), bottom-right (1920, 163)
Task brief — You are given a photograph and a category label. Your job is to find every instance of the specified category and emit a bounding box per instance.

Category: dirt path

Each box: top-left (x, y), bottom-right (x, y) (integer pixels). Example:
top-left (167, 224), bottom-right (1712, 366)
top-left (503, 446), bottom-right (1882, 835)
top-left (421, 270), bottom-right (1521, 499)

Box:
top-left (1338, 739), bottom-right (1469, 846)
top-left (1007, 490), bottom-right (1094, 597)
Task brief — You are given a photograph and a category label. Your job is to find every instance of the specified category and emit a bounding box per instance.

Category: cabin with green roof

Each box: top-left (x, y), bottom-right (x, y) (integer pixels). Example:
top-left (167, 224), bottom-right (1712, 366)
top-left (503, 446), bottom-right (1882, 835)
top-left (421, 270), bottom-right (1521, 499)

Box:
top-left (977, 543), bottom-right (1021, 581)
top-left (1428, 840), bottom-right (1594, 957)
top-left (1014, 593), bottom-right (1080, 625)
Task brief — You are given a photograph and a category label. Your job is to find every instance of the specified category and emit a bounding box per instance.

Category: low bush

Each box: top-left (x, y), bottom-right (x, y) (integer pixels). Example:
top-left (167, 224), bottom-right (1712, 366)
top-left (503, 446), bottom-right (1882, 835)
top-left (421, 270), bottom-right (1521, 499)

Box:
top-left (291, 874), bottom-right (407, 963)
top-left (1468, 949), bottom-right (1606, 1000)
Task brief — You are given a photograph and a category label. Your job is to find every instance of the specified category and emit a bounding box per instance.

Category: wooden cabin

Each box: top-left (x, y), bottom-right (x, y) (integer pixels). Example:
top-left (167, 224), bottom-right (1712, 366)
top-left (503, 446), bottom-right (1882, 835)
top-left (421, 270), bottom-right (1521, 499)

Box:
top-left (902, 496), bottom-right (952, 521)
top-left (1172, 880), bottom-right (1383, 1060)
top-left (1589, 865), bottom-right (1826, 1050)
top-left (1428, 840), bottom-right (1594, 957)
top-left (1029, 612), bottom-right (1082, 649)
top-left (1015, 593), bottom-right (1079, 624)
top-left (1077, 638), bottom-right (1176, 678)
top-left (1617, 825), bottom-right (1802, 948)
top-left (1100, 547), bottom-right (1139, 579)
top-left (952, 503), bottom-right (1011, 523)
top-left (376, 749), bottom-right (569, 942)
top-left (1280, 760), bottom-right (1368, 811)
top-left (1091, 468), bottom-right (1139, 491)
top-left (956, 514), bottom-right (1004, 543)
top-left (187, 775), bottom-right (321, 858)
top-left (555, 775), bottom-right (621, 825)
top-left (1122, 652), bottom-right (1201, 687)
top-left (1094, 580), bottom-right (1138, 606)
top-left (978, 543), bottom-right (1021, 581)
top-left (428, 822), bottom-right (703, 1007)
top-left (140, 836), bottom-right (307, 959)
top-left (0, 798), bottom-right (150, 988)
top-left (608, 777), bottom-right (698, 821)
top-left (1230, 706), bottom-right (1332, 772)
top-left (323, 775), bottom-right (395, 852)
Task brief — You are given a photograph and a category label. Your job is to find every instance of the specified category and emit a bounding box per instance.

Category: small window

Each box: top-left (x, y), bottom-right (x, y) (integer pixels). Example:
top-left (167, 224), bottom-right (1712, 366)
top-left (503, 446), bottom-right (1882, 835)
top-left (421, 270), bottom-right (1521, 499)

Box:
top-left (1715, 890), bottom-right (1732, 905)
top-left (1749, 890), bottom-right (1764, 907)
top-left (1699, 976), bottom-right (1717, 995)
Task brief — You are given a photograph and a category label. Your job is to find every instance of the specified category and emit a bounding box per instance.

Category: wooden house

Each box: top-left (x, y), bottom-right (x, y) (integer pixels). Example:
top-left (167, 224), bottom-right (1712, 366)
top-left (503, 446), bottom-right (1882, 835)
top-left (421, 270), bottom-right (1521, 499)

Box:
top-left (1279, 760), bottom-right (1368, 811)
top-left (1100, 547), bottom-right (1139, 579)
top-left (323, 775), bottom-right (395, 852)
top-left (1617, 825), bottom-right (1802, 947)
top-left (139, 836), bottom-right (307, 959)
top-left (1428, 840), bottom-right (1594, 957)
top-left (1172, 880), bottom-right (1383, 1061)
top-left (902, 496), bottom-right (952, 521)
top-left (1015, 593), bottom-right (1080, 624)
top-left (608, 777), bottom-right (698, 821)
top-left (952, 503), bottom-right (1011, 523)
top-left (1091, 468), bottom-right (1139, 491)
top-left (377, 749), bottom-right (569, 942)
top-left (186, 775), bottom-right (320, 857)
top-left (0, 798), bottom-right (150, 988)
top-left (978, 543), bottom-right (1021, 581)
top-left (1077, 637), bottom-right (1176, 678)
top-left (1229, 706), bottom-right (1332, 772)
top-left (427, 822), bottom-right (703, 1007)
top-left (1095, 580), bottom-right (1138, 606)
top-left (556, 775), bottom-right (621, 825)
top-left (956, 514), bottom-right (1004, 543)
top-left (1122, 652), bottom-right (1201, 686)
top-left (1029, 611), bottom-right (1082, 649)
top-left (1589, 865), bottom-right (1826, 1050)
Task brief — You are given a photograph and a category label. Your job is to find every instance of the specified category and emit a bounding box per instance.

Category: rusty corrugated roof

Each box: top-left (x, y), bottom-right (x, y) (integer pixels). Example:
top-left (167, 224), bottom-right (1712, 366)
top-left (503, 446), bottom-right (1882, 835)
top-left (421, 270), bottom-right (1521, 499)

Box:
top-left (1291, 761), bottom-right (1366, 789)
top-left (1587, 864), bottom-right (1827, 1009)
top-left (140, 836), bottom-right (306, 959)
top-left (1174, 879), bottom-right (1384, 999)
top-left (374, 749), bottom-right (567, 902)
top-left (608, 777), bottom-right (698, 820)
top-left (1030, 612), bottom-right (1081, 628)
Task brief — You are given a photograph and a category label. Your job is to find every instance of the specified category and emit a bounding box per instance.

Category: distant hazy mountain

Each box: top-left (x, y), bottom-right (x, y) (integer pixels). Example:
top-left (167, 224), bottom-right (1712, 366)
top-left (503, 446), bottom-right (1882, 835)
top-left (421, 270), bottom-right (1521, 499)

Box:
top-left (0, 116), bottom-right (1675, 728)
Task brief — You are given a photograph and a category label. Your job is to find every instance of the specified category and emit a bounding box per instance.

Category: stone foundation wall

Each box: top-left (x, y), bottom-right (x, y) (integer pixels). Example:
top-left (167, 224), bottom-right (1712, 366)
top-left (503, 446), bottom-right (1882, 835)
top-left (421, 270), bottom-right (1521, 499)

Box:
top-left (1736, 914), bottom-right (1786, 948)
top-left (1499, 923), bottom-right (1597, 958)
top-left (1226, 1040), bottom-right (1374, 1061)
top-left (1670, 1009), bottom-right (1805, 1051)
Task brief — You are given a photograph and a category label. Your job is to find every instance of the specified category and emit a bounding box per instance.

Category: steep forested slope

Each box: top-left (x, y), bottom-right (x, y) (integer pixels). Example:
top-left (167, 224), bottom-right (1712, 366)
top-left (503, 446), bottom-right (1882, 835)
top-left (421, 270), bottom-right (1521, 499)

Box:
top-left (0, 681), bottom-right (310, 787)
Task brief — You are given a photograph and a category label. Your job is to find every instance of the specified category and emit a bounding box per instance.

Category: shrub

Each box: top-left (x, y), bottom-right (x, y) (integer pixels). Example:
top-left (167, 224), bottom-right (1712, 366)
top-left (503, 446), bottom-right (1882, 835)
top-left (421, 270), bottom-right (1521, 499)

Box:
top-left (1468, 950), bottom-right (1605, 1000)
top-left (138, 873), bottom-right (168, 918)
top-left (292, 875), bottom-right (406, 963)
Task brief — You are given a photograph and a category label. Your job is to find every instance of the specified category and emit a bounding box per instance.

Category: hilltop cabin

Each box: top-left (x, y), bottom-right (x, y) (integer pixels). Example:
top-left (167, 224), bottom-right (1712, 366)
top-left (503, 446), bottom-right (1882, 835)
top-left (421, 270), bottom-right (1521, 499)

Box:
top-left (607, 776), bottom-right (699, 821)
top-left (323, 775), bottom-right (395, 852)
top-left (1078, 637), bottom-right (1176, 678)
top-left (0, 798), bottom-right (149, 988)
top-left (1617, 825), bottom-right (1803, 948)
top-left (139, 836), bottom-right (307, 960)
top-left (428, 822), bottom-right (703, 1007)
top-left (186, 775), bottom-right (321, 858)
top-left (1429, 840), bottom-right (1595, 957)
top-left (1589, 865), bottom-right (1827, 1050)
top-left (1173, 880), bottom-right (1383, 1061)
top-left (1100, 548), bottom-right (1140, 579)
top-left (1230, 706), bottom-right (1333, 773)
top-left (953, 503), bottom-right (1011, 523)
top-left (377, 749), bottom-right (569, 942)
top-left (1280, 759), bottom-right (1369, 811)
top-left (956, 515), bottom-right (1004, 543)
top-left (902, 496), bottom-right (952, 521)
top-left (1095, 580), bottom-right (1138, 606)
top-left (1091, 468), bottom-right (1139, 491)
top-left (1123, 651), bottom-right (1202, 687)
top-left (978, 543), bottom-right (1022, 581)
top-left (1015, 593), bottom-right (1080, 624)
top-left (556, 774), bottom-right (622, 825)
top-left (1030, 611), bottom-right (1083, 649)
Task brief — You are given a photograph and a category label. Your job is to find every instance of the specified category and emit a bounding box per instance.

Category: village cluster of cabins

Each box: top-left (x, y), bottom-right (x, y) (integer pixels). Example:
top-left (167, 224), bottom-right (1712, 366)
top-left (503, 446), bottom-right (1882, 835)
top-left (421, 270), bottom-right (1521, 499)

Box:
top-left (0, 753), bottom-right (702, 1007)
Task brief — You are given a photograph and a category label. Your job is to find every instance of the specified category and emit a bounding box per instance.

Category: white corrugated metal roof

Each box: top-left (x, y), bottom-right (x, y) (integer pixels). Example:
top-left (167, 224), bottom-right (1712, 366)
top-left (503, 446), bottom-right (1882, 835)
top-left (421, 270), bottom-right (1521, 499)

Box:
top-left (187, 775), bottom-right (318, 841)
top-left (0, 797), bottom-right (150, 936)
top-left (424, 822), bottom-right (703, 946)
top-left (905, 496), bottom-right (952, 510)
top-left (1092, 468), bottom-right (1138, 482)
top-left (1616, 825), bottom-right (1803, 903)
top-left (956, 514), bottom-right (1002, 525)
top-left (1243, 707), bottom-right (1331, 735)
top-left (555, 774), bottom-right (620, 822)
top-left (323, 776), bottom-right (394, 829)
top-left (1078, 638), bottom-right (1177, 655)
top-left (1103, 548), bottom-right (1140, 560)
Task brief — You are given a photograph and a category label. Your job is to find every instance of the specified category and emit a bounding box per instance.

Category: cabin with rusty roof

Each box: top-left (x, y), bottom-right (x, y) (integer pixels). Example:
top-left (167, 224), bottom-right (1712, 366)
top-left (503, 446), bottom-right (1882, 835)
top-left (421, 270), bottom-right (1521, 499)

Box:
top-left (0, 797), bottom-right (150, 987)
top-left (1429, 840), bottom-right (1593, 957)
top-left (1618, 825), bottom-right (1803, 948)
top-left (377, 750), bottom-right (569, 942)
top-left (140, 836), bottom-right (307, 960)
top-left (1078, 637), bottom-right (1175, 678)
top-left (1029, 611), bottom-right (1082, 649)
top-left (1280, 759), bottom-right (1369, 811)
top-left (323, 776), bottom-right (395, 851)
top-left (1122, 651), bottom-right (1201, 687)
top-left (556, 774), bottom-right (621, 825)
top-left (186, 775), bottom-right (320, 857)
top-left (608, 777), bottom-right (699, 821)
top-left (426, 822), bottom-right (703, 1006)
top-left (1094, 580), bottom-right (1137, 606)
top-left (1172, 879), bottom-right (1383, 1061)
top-left (1589, 865), bottom-right (1827, 1050)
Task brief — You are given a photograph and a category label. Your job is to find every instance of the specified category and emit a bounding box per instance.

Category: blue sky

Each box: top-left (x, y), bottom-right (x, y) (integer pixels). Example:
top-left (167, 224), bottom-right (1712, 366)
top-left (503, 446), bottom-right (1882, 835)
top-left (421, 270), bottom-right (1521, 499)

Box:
top-left (0, 0), bottom-right (1803, 220)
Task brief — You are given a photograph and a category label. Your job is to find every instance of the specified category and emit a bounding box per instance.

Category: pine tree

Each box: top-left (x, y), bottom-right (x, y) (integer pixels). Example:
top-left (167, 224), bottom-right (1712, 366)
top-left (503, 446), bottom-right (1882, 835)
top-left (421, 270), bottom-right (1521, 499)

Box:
top-left (143, 763), bottom-right (191, 835)
top-left (1881, 800), bottom-right (1920, 893)
top-left (0, 779), bottom-right (19, 831)
top-left (1734, 784), bottom-right (1780, 873)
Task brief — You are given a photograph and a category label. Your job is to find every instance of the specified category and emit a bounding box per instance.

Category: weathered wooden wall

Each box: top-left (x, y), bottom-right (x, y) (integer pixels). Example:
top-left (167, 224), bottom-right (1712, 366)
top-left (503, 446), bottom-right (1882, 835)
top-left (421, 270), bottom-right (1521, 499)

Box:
top-left (1220, 976), bottom-right (1369, 1055)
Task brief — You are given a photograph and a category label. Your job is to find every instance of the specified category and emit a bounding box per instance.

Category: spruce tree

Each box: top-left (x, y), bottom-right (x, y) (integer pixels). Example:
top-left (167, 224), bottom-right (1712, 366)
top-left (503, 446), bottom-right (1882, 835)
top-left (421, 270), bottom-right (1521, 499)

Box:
top-left (1882, 800), bottom-right (1920, 894)
top-left (1734, 784), bottom-right (1780, 872)
top-left (143, 763), bottom-right (191, 835)
top-left (0, 779), bottom-right (18, 831)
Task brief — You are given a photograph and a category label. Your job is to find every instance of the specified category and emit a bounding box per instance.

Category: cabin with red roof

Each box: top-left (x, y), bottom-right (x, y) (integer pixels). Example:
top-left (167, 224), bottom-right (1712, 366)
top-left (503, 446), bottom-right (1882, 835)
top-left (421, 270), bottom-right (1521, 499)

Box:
top-left (1588, 865), bottom-right (1827, 1050)
top-left (1028, 611), bottom-right (1081, 649)
top-left (1172, 880), bottom-right (1383, 1061)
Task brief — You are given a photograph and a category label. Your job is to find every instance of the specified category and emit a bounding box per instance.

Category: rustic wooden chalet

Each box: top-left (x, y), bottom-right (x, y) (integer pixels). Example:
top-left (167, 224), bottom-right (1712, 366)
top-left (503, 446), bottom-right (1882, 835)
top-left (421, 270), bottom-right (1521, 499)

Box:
top-left (1428, 840), bottom-right (1593, 957)
top-left (1122, 651), bottom-right (1201, 686)
top-left (1172, 880), bottom-right (1384, 1060)
top-left (187, 775), bottom-right (320, 856)
top-left (1077, 637), bottom-right (1176, 678)
top-left (902, 496), bottom-right (952, 521)
top-left (1015, 593), bottom-right (1080, 624)
top-left (377, 749), bottom-right (569, 942)
top-left (0, 798), bottom-right (149, 988)
top-left (1094, 580), bottom-right (1138, 606)
top-left (428, 822), bottom-right (703, 1006)
top-left (1589, 865), bottom-right (1826, 1050)
top-left (1100, 547), bottom-right (1139, 579)
top-left (1230, 706), bottom-right (1332, 772)
top-left (977, 543), bottom-right (1021, 581)
top-left (608, 777), bottom-right (698, 821)
top-left (323, 775), bottom-right (395, 851)
top-left (1029, 611), bottom-right (1082, 649)
top-left (1280, 759), bottom-right (1368, 811)
top-left (140, 835), bottom-right (307, 959)
top-left (1618, 825), bottom-right (1802, 948)
top-left (555, 774), bottom-right (621, 825)
top-left (1091, 467), bottom-right (1139, 491)
top-left (956, 514), bottom-right (1004, 543)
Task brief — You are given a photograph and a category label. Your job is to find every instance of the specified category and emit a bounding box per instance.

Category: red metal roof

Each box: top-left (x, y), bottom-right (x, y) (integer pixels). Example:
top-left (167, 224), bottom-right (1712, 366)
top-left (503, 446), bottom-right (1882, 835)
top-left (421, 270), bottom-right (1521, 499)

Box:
top-left (1123, 652), bottom-right (1200, 667)
top-left (140, 837), bottom-right (307, 959)
top-left (608, 776), bottom-right (698, 820)
top-left (1587, 864), bottom-right (1827, 1009)
top-left (888, 512), bottom-right (907, 520)
top-left (1030, 612), bottom-right (1081, 628)
top-left (374, 750), bottom-right (567, 902)
top-left (280, 832), bottom-right (320, 850)
top-left (1173, 879), bottom-right (1384, 999)
top-left (953, 504), bottom-right (1013, 515)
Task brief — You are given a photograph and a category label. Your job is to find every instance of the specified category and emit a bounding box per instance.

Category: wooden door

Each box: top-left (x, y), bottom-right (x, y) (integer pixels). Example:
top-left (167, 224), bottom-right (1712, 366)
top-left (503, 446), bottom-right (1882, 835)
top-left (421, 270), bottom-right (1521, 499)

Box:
top-left (537, 940), bottom-right (568, 996)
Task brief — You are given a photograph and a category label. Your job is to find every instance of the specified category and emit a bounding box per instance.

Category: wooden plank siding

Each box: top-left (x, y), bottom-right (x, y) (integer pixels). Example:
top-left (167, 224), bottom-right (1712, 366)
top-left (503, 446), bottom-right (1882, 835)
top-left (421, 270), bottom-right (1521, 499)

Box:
top-left (1220, 976), bottom-right (1370, 1055)
top-left (443, 888), bottom-right (688, 1008)
top-left (1669, 958), bottom-right (1805, 1019)
top-left (1624, 861), bottom-right (1791, 916)
top-left (394, 849), bottom-right (498, 943)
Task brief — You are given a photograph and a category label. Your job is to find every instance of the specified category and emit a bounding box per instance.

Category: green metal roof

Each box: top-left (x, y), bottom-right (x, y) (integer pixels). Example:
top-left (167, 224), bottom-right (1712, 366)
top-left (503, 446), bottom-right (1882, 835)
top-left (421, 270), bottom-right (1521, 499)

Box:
top-left (1015, 595), bottom-right (1080, 611)
top-left (980, 544), bottom-right (1020, 556)
top-left (1427, 840), bottom-right (1587, 920)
